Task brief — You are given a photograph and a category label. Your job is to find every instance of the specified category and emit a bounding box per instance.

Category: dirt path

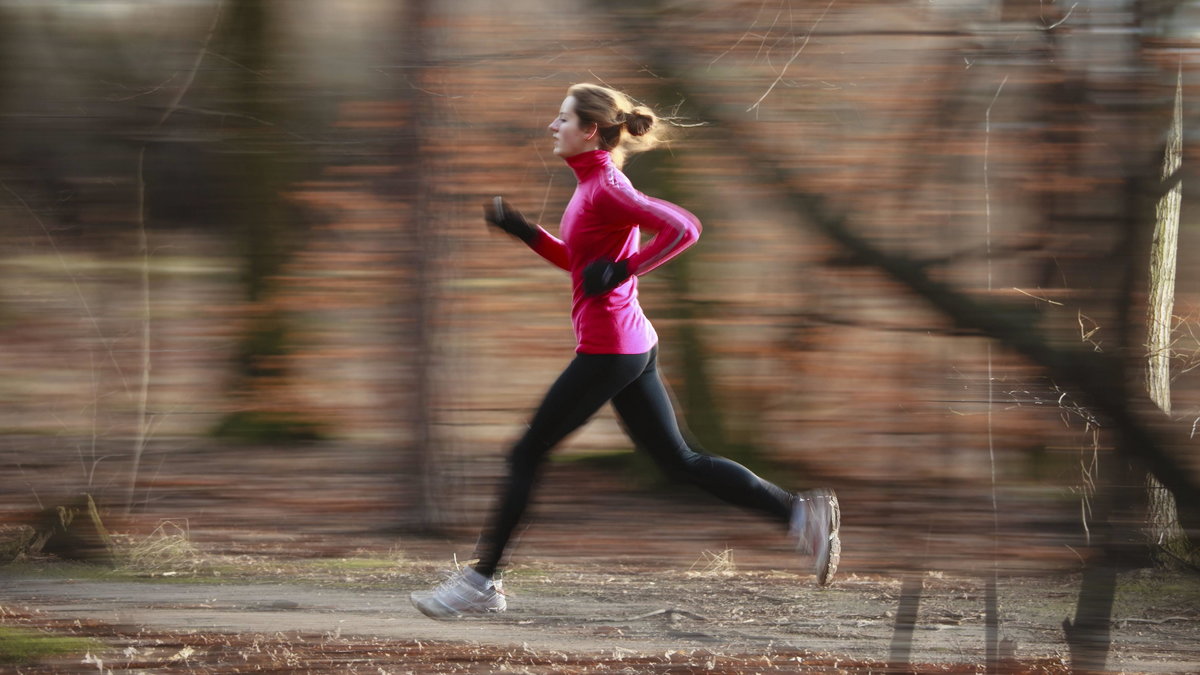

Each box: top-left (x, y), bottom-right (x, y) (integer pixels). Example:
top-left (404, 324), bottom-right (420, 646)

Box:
top-left (3, 448), bottom-right (1199, 672)
top-left (4, 562), bottom-right (1200, 673)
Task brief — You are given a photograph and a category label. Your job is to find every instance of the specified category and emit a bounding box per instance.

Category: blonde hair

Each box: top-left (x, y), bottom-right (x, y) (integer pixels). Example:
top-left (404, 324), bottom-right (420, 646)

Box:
top-left (568, 83), bottom-right (665, 167)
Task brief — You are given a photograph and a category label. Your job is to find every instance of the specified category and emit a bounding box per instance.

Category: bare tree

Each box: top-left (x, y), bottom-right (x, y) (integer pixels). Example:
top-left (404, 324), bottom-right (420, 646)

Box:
top-left (1145, 64), bottom-right (1194, 568)
top-left (390, 0), bottom-right (443, 531)
top-left (126, 0), bottom-right (224, 515)
top-left (209, 0), bottom-right (320, 443)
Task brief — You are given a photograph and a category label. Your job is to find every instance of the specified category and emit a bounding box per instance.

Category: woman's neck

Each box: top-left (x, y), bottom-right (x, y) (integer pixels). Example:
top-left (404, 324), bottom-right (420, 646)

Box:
top-left (564, 148), bottom-right (609, 179)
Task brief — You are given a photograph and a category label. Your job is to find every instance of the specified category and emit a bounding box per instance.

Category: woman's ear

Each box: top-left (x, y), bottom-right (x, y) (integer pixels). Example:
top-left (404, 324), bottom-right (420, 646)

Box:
top-left (585, 124), bottom-right (598, 141)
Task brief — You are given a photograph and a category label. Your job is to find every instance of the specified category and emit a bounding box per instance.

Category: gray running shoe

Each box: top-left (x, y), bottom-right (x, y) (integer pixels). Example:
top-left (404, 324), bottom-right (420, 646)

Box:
top-left (410, 566), bottom-right (506, 619)
top-left (790, 488), bottom-right (841, 585)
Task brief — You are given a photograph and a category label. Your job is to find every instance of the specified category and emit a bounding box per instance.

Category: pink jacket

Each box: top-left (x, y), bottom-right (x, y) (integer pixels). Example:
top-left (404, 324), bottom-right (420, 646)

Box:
top-left (527, 150), bottom-right (701, 354)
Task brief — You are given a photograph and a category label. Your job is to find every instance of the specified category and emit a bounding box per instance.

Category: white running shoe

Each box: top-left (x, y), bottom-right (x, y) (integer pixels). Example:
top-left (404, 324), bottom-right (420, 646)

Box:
top-left (410, 566), bottom-right (506, 619)
top-left (790, 488), bottom-right (841, 586)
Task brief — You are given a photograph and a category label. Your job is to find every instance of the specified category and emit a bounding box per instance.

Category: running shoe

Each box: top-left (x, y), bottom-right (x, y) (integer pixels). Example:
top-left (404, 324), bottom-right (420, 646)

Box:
top-left (410, 566), bottom-right (506, 619)
top-left (790, 488), bottom-right (841, 585)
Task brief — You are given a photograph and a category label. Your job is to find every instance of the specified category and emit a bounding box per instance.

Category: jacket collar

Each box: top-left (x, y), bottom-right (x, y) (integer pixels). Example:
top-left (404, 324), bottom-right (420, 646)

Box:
top-left (565, 149), bottom-right (610, 181)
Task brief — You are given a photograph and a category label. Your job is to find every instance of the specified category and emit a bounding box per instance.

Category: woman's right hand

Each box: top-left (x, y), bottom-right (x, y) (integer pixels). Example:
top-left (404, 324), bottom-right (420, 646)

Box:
top-left (484, 196), bottom-right (538, 244)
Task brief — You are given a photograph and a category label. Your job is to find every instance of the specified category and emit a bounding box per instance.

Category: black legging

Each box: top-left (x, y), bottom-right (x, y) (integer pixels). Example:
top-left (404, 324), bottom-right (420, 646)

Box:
top-left (473, 345), bottom-right (794, 577)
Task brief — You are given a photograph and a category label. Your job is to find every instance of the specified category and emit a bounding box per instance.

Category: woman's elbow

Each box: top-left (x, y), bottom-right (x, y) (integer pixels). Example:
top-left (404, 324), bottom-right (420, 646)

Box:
top-left (683, 216), bottom-right (702, 245)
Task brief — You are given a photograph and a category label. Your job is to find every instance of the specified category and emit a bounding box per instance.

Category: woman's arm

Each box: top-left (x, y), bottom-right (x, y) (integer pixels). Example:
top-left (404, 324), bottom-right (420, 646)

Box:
top-left (486, 197), bottom-right (570, 272)
top-left (596, 181), bottom-right (701, 276)
top-left (528, 226), bottom-right (570, 271)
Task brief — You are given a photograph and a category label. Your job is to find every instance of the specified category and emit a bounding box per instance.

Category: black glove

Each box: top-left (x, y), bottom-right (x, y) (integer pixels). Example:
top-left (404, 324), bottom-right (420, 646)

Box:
top-left (484, 196), bottom-right (538, 244)
top-left (583, 259), bottom-right (631, 296)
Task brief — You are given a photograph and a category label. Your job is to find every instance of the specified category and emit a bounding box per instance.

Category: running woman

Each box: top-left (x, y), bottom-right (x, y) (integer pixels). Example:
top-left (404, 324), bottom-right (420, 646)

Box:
top-left (411, 83), bottom-right (839, 619)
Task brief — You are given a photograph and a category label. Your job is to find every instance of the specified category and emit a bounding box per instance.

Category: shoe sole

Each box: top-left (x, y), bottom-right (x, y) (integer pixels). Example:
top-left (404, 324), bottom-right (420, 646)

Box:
top-left (410, 591), bottom-right (507, 620)
top-left (816, 490), bottom-right (841, 586)
top-left (410, 591), bottom-right (462, 620)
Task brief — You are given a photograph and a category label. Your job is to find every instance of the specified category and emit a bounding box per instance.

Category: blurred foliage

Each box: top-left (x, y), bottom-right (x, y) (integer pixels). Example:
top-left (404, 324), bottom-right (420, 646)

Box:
top-left (210, 409), bottom-right (327, 443)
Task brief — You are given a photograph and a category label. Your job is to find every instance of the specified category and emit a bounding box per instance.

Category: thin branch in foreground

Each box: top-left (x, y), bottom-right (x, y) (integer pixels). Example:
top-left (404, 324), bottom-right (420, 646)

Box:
top-left (127, 0), bottom-right (224, 515)
top-left (0, 181), bottom-right (130, 394)
top-left (746, 0), bottom-right (839, 114)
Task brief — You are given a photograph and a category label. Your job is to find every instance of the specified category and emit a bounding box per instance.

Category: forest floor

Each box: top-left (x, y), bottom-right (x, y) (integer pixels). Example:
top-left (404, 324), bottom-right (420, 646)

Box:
top-left (3, 555), bottom-right (1200, 673)
top-left (2, 443), bottom-right (1199, 673)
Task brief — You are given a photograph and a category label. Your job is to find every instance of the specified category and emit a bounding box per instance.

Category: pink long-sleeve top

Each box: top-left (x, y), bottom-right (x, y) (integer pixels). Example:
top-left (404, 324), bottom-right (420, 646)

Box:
top-left (525, 149), bottom-right (701, 354)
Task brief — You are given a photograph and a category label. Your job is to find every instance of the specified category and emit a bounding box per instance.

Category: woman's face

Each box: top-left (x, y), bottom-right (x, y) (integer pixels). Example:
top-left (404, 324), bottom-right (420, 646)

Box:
top-left (549, 95), bottom-right (596, 159)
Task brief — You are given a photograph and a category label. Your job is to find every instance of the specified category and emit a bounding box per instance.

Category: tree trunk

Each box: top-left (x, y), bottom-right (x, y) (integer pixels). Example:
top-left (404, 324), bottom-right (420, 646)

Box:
top-left (1145, 64), bottom-right (1192, 568)
top-left (212, 0), bottom-right (319, 442)
top-left (392, 0), bottom-right (442, 531)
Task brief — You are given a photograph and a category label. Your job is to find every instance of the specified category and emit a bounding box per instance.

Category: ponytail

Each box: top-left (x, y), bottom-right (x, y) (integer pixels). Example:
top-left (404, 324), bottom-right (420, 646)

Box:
top-left (568, 83), bottom-right (666, 166)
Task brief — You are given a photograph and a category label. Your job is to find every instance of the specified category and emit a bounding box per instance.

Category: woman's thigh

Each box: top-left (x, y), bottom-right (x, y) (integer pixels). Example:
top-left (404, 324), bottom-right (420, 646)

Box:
top-left (609, 350), bottom-right (692, 465)
top-left (519, 350), bottom-right (650, 454)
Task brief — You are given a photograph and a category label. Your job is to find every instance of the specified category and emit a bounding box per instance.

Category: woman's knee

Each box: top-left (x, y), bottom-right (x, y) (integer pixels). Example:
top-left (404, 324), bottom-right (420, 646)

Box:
top-left (507, 434), bottom-right (553, 474)
top-left (648, 443), bottom-right (703, 479)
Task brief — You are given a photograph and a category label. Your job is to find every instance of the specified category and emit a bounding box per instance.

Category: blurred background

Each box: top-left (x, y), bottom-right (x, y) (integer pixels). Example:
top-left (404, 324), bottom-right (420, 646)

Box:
top-left (0, 0), bottom-right (1198, 576)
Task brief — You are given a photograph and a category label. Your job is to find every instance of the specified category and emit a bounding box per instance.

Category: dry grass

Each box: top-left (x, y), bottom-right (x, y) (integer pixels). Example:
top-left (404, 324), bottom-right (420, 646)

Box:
top-left (686, 548), bottom-right (737, 577)
top-left (112, 520), bottom-right (206, 576)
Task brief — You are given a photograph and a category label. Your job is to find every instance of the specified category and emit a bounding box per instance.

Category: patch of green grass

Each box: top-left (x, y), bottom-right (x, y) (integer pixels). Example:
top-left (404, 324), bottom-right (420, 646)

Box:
top-left (7, 536), bottom-right (448, 592)
top-left (0, 626), bottom-right (105, 666)
top-left (1117, 570), bottom-right (1200, 606)
top-left (1, 560), bottom-right (120, 581)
